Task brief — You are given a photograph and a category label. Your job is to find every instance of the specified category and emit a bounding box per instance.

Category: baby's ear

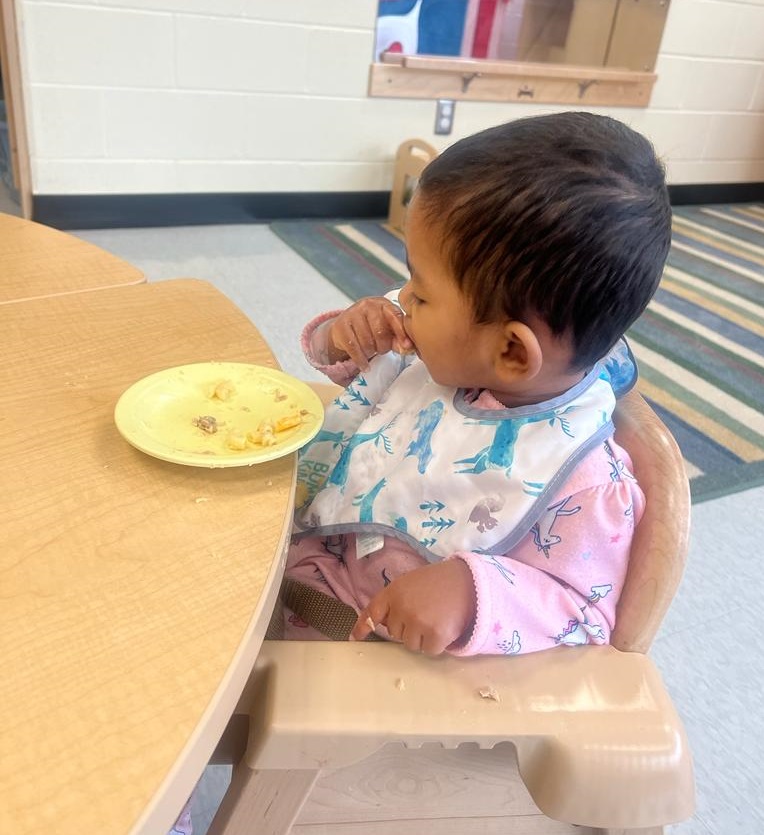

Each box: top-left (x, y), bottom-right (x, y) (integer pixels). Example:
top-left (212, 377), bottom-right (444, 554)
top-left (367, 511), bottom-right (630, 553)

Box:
top-left (496, 321), bottom-right (543, 381)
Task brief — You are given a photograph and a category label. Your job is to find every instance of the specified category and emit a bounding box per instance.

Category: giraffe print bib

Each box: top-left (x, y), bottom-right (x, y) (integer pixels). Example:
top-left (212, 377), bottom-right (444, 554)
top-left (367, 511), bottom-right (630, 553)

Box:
top-left (293, 344), bottom-right (632, 562)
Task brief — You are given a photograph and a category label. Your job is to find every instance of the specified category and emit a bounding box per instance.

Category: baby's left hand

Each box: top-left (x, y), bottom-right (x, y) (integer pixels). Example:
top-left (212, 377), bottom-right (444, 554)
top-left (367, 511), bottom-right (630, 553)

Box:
top-left (351, 560), bottom-right (475, 655)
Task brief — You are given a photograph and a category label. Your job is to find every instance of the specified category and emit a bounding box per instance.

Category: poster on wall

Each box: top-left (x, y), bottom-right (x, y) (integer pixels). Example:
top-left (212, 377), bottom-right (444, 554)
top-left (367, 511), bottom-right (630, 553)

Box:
top-left (374, 0), bottom-right (521, 61)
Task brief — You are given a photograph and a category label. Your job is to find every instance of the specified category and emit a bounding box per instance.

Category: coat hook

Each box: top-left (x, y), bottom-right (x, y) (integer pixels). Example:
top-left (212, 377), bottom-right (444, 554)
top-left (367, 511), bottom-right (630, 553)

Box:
top-left (461, 72), bottom-right (480, 92)
top-left (517, 85), bottom-right (534, 98)
top-left (578, 79), bottom-right (597, 98)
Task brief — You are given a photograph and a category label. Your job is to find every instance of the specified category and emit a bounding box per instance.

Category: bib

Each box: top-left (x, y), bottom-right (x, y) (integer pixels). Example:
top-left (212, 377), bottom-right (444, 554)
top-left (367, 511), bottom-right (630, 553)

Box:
top-left (293, 343), bottom-right (634, 562)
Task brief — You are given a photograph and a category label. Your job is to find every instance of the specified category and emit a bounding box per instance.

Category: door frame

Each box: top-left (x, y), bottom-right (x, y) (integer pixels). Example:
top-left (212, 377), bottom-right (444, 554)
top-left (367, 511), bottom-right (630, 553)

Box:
top-left (0, 0), bottom-right (32, 219)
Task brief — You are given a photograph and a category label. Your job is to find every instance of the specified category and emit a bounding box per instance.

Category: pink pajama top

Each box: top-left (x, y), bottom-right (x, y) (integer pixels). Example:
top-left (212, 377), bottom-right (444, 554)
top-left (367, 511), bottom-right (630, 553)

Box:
top-left (285, 312), bottom-right (645, 656)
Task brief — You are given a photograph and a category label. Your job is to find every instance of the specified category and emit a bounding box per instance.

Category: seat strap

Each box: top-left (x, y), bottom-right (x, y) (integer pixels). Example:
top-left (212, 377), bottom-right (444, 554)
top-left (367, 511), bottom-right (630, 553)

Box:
top-left (268, 577), bottom-right (383, 642)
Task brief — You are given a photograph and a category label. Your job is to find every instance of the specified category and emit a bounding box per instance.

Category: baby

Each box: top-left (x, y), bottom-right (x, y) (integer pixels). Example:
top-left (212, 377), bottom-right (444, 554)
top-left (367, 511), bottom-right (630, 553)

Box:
top-left (281, 112), bottom-right (672, 657)
top-left (169, 111), bottom-right (672, 835)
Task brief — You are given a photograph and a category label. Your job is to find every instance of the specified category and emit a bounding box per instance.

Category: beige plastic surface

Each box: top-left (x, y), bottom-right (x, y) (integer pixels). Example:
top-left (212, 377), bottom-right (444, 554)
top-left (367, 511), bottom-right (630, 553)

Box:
top-left (611, 389), bottom-right (691, 652)
top-left (244, 641), bottom-right (693, 830)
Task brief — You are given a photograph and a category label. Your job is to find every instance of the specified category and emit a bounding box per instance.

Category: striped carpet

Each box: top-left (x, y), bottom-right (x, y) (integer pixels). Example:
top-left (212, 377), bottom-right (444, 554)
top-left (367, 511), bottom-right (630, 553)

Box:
top-left (271, 203), bottom-right (764, 503)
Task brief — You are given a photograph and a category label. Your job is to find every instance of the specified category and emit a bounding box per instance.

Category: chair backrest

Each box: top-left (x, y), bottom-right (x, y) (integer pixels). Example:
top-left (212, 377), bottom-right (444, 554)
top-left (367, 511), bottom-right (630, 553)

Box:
top-left (611, 389), bottom-right (691, 652)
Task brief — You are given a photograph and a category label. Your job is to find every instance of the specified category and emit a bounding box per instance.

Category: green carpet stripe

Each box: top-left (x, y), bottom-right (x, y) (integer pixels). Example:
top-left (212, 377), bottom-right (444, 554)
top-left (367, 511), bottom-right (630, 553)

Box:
top-left (634, 356), bottom-right (764, 454)
top-left (331, 224), bottom-right (407, 283)
top-left (630, 320), bottom-right (764, 418)
top-left (693, 207), bottom-right (764, 242)
top-left (662, 267), bottom-right (764, 331)
top-left (672, 214), bottom-right (764, 261)
top-left (666, 247), bottom-right (762, 305)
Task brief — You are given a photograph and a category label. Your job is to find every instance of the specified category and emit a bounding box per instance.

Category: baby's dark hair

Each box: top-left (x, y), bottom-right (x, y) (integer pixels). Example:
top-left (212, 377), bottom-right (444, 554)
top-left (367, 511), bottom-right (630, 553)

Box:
top-left (417, 112), bottom-right (671, 369)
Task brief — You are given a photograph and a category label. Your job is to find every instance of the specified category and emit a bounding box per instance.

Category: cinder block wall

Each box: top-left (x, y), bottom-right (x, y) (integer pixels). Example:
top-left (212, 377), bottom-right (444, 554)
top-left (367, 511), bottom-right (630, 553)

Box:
top-left (16, 0), bottom-right (764, 196)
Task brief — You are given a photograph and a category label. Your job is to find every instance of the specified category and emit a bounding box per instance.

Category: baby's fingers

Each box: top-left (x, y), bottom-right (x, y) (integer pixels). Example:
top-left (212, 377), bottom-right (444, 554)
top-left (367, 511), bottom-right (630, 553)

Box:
top-left (350, 613), bottom-right (375, 642)
top-left (382, 304), bottom-right (414, 355)
top-left (351, 595), bottom-right (390, 642)
top-left (331, 317), bottom-right (374, 369)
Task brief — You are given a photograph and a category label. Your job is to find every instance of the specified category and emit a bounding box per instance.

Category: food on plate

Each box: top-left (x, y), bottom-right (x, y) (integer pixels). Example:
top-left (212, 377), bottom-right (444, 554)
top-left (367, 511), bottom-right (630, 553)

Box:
top-left (247, 411), bottom-right (305, 447)
top-left (225, 430), bottom-right (249, 451)
top-left (192, 415), bottom-right (219, 434)
top-left (192, 375), bottom-right (311, 453)
top-left (207, 379), bottom-right (237, 401)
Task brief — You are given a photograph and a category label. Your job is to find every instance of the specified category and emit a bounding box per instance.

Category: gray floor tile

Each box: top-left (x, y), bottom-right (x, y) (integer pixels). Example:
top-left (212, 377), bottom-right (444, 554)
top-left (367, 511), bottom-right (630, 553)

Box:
top-left (72, 224), bottom-right (351, 381)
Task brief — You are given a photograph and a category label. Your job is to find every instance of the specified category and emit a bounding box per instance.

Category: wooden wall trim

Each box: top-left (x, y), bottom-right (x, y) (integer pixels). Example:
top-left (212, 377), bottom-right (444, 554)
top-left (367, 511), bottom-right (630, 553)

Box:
top-left (0, 0), bottom-right (32, 218)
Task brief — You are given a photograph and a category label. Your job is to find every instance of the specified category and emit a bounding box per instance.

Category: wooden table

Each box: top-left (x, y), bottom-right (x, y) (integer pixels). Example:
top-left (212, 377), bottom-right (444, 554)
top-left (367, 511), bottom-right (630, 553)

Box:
top-left (0, 212), bottom-right (145, 303)
top-left (0, 280), bottom-right (296, 834)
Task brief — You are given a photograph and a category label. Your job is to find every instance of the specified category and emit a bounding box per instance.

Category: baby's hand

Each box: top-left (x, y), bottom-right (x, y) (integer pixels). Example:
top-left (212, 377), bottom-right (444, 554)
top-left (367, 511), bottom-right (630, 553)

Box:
top-left (328, 296), bottom-right (413, 370)
top-left (351, 560), bottom-right (475, 655)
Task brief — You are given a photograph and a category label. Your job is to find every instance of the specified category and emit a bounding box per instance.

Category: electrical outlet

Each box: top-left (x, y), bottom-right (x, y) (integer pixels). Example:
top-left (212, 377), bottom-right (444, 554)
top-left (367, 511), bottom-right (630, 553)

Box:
top-left (434, 99), bottom-right (455, 135)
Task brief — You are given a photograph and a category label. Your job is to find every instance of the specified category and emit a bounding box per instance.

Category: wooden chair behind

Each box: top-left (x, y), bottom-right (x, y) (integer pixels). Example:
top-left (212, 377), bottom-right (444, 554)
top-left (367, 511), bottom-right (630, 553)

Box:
top-left (386, 138), bottom-right (438, 240)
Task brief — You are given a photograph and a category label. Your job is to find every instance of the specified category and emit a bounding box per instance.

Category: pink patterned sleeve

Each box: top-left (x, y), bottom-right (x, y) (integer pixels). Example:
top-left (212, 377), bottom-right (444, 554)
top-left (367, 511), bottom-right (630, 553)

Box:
top-left (301, 310), bottom-right (359, 388)
top-left (447, 459), bottom-right (644, 657)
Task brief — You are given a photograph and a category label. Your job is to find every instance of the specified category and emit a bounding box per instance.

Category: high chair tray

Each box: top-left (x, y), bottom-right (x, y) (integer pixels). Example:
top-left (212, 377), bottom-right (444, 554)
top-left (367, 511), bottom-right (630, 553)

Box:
top-left (241, 641), bottom-right (694, 829)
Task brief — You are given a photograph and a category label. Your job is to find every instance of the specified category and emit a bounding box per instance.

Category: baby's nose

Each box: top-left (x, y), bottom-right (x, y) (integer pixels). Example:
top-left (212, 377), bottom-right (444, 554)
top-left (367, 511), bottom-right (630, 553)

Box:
top-left (398, 283), bottom-right (412, 314)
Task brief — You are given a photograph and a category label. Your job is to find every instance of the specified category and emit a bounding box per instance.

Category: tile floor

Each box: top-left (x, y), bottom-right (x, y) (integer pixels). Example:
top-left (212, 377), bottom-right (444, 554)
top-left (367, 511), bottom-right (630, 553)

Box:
top-left (70, 223), bottom-right (764, 835)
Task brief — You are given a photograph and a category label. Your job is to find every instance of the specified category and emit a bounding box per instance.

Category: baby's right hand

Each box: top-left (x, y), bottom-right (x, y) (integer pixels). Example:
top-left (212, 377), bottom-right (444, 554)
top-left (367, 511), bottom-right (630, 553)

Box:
top-left (328, 296), bottom-right (413, 370)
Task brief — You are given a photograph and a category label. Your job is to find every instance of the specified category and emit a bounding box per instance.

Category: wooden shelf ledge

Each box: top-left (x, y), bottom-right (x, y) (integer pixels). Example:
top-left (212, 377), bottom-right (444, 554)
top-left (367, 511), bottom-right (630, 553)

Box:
top-left (369, 53), bottom-right (657, 108)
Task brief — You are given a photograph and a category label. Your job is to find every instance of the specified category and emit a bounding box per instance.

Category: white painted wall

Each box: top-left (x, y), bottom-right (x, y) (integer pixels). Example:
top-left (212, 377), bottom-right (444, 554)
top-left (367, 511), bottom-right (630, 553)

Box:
top-left (15, 0), bottom-right (764, 195)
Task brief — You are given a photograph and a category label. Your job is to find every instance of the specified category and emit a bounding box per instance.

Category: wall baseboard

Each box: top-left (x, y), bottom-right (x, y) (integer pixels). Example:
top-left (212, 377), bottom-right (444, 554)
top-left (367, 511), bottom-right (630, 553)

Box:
top-left (667, 181), bottom-right (764, 206)
top-left (32, 182), bottom-right (764, 230)
top-left (32, 191), bottom-right (390, 230)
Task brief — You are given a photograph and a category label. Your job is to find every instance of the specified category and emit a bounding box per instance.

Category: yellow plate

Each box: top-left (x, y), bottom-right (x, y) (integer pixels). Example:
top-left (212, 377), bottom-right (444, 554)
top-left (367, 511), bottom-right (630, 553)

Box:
top-left (114, 362), bottom-right (324, 467)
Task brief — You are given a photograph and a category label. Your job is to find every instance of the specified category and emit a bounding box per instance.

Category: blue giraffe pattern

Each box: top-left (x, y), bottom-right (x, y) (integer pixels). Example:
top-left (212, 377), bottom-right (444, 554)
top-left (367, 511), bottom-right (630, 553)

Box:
top-left (302, 426), bottom-right (346, 454)
top-left (346, 382), bottom-right (371, 407)
top-left (352, 477), bottom-right (387, 523)
top-left (455, 413), bottom-right (552, 474)
top-left (329, 417), bottom-right (398, 490)
top-left (405, 400), bottom-right (445, 474)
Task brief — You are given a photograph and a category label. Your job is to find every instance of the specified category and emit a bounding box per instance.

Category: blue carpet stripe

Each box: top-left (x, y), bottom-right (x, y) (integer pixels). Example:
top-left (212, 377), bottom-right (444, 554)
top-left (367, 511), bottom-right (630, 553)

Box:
top-left (342, 220), bottom-right (407, 261)
top-left (632, 312), bottom-right (764, 412)
top-left (676, 206), bottom-right (764, 245)
top-left (645, 398), bottom-right (745, 470)
top-left (652, 286), bottom-right (764, 356)
top-left (670, 229), bottom-right (764, 273)
top-left (730, 204), bottom-right (764, 227)
top-left (666, 248), bottom-right (762, 306)
top-left (674, 205), bottom-right (764, 249)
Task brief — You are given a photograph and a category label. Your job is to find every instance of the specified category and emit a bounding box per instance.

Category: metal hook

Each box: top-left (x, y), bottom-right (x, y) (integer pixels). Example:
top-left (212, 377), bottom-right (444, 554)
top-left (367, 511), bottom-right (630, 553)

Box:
top-left (461, 72), bottom-right (481, 93)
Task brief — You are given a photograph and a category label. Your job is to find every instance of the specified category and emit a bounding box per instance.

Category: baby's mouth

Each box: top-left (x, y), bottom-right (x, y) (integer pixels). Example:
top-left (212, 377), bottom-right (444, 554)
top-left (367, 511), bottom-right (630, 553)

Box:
top-left (394, 339), bottom-right (416, 356)
top-left (396, 320), bottom-right (416, 355)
